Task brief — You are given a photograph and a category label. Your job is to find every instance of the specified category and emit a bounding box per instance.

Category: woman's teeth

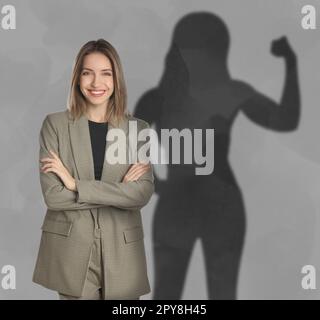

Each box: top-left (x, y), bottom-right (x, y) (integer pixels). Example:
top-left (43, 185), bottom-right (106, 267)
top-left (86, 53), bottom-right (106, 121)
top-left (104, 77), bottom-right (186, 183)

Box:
top-left (88, 90), bottom-right (105, 97)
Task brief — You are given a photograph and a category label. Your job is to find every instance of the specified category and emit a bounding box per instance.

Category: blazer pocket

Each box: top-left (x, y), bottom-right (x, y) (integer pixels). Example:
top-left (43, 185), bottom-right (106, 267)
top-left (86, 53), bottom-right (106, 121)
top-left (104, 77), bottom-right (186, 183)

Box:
top-left (41, 219), bottom-right (72, 237)
top-left (123, 226), bottom-right (144, 244)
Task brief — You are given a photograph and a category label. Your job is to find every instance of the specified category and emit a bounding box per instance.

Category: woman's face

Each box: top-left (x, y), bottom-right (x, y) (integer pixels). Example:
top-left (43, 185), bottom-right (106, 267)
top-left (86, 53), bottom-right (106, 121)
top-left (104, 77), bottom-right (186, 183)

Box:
top-left (79, 52), bottom-right (114, 108)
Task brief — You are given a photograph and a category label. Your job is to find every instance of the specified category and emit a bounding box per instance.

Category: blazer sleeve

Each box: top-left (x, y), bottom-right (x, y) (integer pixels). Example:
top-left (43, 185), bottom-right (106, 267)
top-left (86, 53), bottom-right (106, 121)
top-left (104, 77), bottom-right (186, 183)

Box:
top-left (39, 115), bottom-right (106, 211)
top-left (75, 121), bottom-right (155, 211)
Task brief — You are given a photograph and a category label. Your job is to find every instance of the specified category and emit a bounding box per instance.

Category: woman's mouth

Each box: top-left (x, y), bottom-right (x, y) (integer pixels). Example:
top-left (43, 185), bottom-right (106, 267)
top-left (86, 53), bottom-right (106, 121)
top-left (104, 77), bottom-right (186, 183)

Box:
top-left (88, 90), bottom-right (106, 97)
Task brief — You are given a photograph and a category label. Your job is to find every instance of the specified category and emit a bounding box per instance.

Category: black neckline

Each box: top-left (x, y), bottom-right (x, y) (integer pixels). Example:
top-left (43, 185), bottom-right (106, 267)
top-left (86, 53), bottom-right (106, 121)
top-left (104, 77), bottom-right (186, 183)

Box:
top-left (88, 119), bottom-right (108, 125)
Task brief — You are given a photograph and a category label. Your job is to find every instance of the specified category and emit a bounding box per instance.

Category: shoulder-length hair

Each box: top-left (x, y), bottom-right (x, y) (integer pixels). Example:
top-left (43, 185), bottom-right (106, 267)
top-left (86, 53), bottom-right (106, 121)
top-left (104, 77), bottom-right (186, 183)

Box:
top-left (67, 39), bottom-right (130, 127)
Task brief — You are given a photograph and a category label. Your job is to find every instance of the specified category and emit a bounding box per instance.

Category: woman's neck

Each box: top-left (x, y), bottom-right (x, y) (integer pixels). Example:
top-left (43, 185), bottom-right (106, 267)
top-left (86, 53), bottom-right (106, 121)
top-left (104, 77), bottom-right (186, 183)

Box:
top-left (85, 104), bottom-right (108, 123)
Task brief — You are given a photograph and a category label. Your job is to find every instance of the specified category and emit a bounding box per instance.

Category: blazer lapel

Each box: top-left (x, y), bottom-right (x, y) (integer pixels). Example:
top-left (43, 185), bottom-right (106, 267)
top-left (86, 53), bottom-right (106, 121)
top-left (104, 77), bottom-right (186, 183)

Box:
top-left (68, 112), bottom-right (129, 183)
top-left (69, 113), bottom-right (95, 181)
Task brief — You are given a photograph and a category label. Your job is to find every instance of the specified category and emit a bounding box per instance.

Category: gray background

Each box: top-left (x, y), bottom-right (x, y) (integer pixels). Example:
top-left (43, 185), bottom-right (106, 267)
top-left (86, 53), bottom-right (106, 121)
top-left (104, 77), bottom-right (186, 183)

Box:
top-left (0, 0), bottom-right (320, 299)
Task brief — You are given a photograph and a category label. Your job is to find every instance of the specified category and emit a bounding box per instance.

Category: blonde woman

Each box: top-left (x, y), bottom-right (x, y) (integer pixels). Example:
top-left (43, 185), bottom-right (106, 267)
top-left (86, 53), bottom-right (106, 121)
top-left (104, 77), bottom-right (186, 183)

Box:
top-left (32, 39), bottom-right (154, 300)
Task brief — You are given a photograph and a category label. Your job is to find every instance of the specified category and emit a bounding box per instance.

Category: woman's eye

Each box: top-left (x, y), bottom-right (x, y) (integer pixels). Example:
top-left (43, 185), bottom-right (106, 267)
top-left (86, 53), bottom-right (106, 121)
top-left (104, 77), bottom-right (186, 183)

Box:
top-left (81, 71), bottom-right (112, 76)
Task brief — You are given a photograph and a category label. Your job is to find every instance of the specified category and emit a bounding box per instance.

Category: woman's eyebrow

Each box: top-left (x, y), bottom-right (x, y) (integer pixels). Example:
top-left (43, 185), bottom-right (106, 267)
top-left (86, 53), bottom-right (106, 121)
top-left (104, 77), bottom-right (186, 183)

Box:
top-left (82, 68), bottom-right (113, 72)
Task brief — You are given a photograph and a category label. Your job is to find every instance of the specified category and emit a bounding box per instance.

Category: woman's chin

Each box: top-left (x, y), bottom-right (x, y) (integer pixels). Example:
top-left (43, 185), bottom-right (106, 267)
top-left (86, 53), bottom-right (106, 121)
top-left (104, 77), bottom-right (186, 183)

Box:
top-left (86, 97), bottom-right (110, 106)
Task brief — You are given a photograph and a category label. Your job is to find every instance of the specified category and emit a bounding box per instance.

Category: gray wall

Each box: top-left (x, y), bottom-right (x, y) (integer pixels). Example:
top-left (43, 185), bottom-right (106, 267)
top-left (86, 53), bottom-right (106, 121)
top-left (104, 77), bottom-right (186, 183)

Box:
top-left (0, 0), bottom-right (319, 299)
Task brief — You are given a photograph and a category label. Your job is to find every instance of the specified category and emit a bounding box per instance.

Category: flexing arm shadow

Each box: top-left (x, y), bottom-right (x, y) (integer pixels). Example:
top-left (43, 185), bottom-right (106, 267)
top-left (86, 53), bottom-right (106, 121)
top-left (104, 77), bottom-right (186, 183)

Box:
top-left (241, 36), bottom-right (300, 131)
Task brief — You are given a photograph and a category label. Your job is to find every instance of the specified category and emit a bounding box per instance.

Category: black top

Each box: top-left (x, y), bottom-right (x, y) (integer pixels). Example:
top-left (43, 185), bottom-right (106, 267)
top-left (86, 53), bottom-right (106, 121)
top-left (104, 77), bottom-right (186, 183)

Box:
top-left (88, 120), bottom-right (108, 180)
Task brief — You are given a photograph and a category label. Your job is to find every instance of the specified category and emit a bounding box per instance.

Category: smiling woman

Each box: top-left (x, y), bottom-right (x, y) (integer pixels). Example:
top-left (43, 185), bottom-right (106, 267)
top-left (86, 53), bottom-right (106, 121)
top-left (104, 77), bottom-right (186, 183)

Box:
top-left (32, 39), bottom-right (154, 300)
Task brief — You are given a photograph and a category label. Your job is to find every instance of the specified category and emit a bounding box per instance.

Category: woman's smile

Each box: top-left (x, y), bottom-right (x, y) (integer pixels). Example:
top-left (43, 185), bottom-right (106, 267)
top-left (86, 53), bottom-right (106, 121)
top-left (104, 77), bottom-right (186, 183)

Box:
top-left (87, 89), bottom-right (106, 97)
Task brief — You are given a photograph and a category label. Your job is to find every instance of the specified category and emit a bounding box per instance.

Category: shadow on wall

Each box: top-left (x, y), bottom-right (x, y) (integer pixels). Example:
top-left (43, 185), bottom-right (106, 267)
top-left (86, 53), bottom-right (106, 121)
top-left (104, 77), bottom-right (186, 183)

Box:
top-left (133, 11), bottom-right (300, 299)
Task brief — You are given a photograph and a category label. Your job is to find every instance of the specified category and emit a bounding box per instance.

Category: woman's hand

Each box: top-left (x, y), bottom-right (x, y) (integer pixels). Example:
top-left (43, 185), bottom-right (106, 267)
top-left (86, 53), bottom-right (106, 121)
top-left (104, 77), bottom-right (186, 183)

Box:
top-left (122, 162), bottom-right (151, 183)
top-left (40, 150), bottom-right (76, 191)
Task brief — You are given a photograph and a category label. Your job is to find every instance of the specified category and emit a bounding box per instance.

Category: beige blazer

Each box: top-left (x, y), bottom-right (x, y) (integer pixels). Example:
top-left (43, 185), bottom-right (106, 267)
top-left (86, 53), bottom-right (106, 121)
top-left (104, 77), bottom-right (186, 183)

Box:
top-left (32, 110), bottom-right (154, 299)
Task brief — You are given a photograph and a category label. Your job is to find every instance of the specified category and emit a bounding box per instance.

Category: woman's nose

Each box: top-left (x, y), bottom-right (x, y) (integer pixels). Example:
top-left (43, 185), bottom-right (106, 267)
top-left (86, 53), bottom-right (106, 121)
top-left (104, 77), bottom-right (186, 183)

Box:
top-left (92, 75), bottom-right (102, 86)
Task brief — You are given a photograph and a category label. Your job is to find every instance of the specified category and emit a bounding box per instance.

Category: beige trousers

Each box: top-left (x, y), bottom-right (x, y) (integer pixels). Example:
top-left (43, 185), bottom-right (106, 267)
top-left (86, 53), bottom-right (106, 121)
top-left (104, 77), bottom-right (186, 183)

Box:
top-left (58, 229), bottom-right (140, 300)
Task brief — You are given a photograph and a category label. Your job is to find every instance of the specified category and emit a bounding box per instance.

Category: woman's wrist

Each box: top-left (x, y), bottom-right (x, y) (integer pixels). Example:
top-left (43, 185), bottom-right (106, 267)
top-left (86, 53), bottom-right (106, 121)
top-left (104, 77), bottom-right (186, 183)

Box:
top-left (66, 177), bottom-right (77, 192)
top-left (71, 178), bottom-right (77, 192)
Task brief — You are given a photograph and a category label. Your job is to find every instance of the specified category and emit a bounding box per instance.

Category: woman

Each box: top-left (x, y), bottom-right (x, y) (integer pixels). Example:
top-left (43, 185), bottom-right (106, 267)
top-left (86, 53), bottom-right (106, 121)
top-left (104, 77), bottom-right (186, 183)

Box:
top-left (32, 39), bottom-right (154, 300)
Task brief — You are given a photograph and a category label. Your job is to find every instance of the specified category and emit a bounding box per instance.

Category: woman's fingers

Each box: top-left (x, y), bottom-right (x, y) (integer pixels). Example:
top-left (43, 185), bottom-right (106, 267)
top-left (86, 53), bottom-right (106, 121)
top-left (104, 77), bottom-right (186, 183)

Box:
top-left (40, 157), bottom-right (56, 172)
top-left (126, 163), bottom-right (149, 176)
top-left (41, 163), bottom-right (60, 174)
top-left (124, 164), bottom-right (150, 182)
top-left (40, 157), bottom-right (54, 163)
top-left (123, 165), bottom-right (148, 182)
top-left (40, 151), bottom-right (64, 172)
top-left (41, 163), bottom-right (54, 170)
top-left (49, 150), bottom-right (59, 160)
top-left (42, 166), bottom-right (57, 174)
top-left (131, 167), bottom-right (149, 180)
top-left (124, 164), bottom-right (147, 178)
top-left (40, 151), bottom-right (60, 166)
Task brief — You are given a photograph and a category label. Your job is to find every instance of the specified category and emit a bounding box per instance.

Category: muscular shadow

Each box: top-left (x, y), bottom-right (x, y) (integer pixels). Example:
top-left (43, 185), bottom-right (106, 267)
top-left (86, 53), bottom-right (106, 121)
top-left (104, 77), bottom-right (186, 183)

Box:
top-left (134, 12), bottom-right (300, 299)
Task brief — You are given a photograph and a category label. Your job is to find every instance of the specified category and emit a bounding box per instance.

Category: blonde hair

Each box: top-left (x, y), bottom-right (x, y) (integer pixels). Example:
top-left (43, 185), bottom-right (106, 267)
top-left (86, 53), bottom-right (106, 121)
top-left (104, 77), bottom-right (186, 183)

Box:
top-left (67, 39), bottom-right (130, 126)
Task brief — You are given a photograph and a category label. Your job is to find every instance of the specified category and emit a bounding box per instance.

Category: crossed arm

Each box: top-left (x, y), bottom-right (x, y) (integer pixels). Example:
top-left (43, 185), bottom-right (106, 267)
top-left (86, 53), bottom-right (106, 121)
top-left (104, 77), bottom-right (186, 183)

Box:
top-left (39, 115), bottom-right (154, 212)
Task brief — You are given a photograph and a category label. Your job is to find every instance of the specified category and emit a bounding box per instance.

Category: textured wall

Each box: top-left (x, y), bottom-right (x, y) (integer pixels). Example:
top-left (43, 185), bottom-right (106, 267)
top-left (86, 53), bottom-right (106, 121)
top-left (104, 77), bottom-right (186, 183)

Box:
top-left (0, 0), bottom-right (319, 299)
